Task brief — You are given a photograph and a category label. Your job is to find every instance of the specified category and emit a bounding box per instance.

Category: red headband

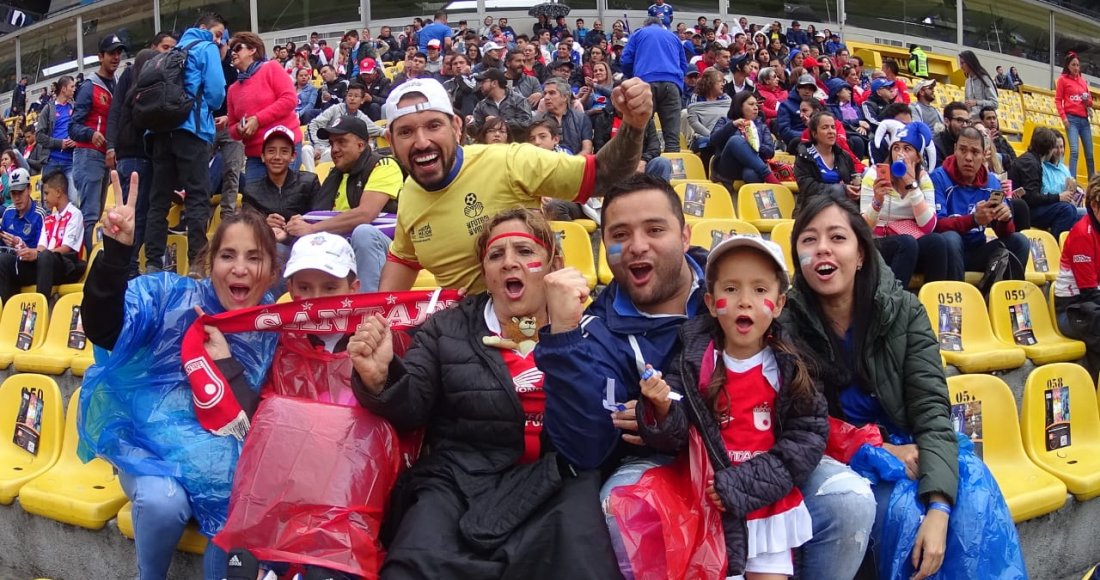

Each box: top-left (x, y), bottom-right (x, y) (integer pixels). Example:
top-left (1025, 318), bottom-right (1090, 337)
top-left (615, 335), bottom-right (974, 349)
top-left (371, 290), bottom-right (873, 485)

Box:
top-left (485, 231), bottom-right (551, 251)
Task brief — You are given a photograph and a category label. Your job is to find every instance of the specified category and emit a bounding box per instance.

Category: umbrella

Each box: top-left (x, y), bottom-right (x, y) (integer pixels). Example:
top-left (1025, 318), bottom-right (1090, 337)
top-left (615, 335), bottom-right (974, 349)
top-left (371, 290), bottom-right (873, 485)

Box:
top-left (529, 2), bottom-right (571, 19)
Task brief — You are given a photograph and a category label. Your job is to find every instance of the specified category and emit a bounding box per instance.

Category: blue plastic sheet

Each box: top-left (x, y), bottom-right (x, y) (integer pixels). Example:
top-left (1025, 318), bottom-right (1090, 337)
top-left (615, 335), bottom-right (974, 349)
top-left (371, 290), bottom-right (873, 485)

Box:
top-left (852, 434), bottom-right (1027, 580)
top-left (77, 274), bottom-right (277, 537)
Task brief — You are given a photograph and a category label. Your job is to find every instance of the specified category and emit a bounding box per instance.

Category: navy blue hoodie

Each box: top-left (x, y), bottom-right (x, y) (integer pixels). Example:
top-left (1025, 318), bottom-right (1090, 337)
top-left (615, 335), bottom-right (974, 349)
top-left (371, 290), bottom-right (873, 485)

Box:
top-left (535, 248), bottom-right (707, 470)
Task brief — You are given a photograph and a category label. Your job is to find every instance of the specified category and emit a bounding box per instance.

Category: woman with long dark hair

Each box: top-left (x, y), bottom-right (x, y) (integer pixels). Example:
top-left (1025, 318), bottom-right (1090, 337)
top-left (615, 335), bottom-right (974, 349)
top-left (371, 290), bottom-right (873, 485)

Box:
top-left (959, 50), bottom-right (998, 116)
top-left (781, 195), bottom-right (958, 580)
top-left (711, 90), bottom-right (781, 184)
top-left (1056, 51), bottom-right (1095, 180)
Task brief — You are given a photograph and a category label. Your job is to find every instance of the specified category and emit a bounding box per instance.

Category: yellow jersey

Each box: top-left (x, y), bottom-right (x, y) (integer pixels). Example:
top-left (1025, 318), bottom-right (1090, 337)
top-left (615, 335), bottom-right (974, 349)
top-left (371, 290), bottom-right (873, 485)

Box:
top-left (388, 143), bottom-right (595, 293)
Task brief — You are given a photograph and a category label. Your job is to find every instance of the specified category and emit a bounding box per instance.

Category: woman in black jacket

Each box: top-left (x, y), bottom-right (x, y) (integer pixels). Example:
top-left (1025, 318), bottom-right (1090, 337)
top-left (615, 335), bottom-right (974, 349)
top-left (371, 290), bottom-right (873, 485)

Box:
top-left (348, 208), bottom-right (620, 579)
top-left (794, 111), bottom-right (860, 215)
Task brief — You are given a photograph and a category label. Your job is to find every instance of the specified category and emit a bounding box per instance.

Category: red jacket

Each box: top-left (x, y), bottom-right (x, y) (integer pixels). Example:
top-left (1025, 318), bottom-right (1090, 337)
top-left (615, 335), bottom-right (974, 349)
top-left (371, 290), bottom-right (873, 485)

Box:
top-left (757, 84), bottom-right (788, 122)
top-left (1056, 73), bottom-right (1092, 121)
top-left (227, 60), bottom-right (302, 158)
top-left (70, 73), bottom-right (115, 153)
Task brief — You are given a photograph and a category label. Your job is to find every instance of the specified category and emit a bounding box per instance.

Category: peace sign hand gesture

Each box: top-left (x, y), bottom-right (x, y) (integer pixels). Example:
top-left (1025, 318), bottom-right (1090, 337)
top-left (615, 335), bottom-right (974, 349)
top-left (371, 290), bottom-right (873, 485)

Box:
top-left (103, 170), bottom-right (139, 247)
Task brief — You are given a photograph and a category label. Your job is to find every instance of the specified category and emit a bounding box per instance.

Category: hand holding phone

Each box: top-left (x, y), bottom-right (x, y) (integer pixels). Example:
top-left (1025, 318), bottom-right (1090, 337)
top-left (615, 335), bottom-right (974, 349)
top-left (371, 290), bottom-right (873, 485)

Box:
top-left (875, 163), bottom-right (889, 182)
top-left (986, 189), bottom-right (1005, 206)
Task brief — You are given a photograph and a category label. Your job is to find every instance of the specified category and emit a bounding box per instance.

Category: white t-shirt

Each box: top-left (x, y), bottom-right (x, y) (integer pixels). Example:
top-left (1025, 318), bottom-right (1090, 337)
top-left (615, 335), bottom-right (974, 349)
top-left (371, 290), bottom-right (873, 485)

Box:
top-left (39, 202), bottom-right (83, 253)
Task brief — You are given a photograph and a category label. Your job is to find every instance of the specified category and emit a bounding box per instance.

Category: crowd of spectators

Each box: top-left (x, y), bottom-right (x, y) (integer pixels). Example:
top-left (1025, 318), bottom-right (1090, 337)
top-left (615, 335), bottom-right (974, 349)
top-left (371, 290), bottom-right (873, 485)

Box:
top-left (2, 4), bottom-right (1093, 580)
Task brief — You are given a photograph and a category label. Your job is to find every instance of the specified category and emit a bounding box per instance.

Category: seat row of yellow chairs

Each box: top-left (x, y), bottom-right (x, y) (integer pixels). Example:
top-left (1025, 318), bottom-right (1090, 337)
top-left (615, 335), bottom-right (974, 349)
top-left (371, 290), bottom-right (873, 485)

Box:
top-left (919, 280), bottom-right (1085, 374)
top-left (0, 292), bottom-right (94, 375)
top-left (947, 363), bottom-right (1100, 523)
top-left (0, 377), bottom-right (208, 553)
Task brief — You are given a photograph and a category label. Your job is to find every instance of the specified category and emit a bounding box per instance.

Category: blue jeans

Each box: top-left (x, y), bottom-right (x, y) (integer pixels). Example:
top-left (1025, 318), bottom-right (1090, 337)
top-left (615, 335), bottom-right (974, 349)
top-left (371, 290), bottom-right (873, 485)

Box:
top-left (716, 133), bottom-right (771, 183)
top-left (242, 157), bottom-right (267, 193)
top-left (599, 455), bottom-right (675, 580)
top-left (644, 157), bottom-right (672, 181)
top-left (1066, 114), bottom-right (1095, 179)
top-left (73, 147), bottom-right (107, 252)
top-left (350, 224), bottom-right (391, 292)
top-left (942, 230), bottom-right (1030, 274)
top-left (118, 470), bottom-right (226, 580)
top-left (798, 457), bottom-right (877, 580)
top-left (117, 157), bottom-right (153, 275)
top-left (877, 232), bottom-right (959, 286)
top-left (41, 161), bottom-right (76, 200)
top-left (1030, 200), bottom-right (1080, 239)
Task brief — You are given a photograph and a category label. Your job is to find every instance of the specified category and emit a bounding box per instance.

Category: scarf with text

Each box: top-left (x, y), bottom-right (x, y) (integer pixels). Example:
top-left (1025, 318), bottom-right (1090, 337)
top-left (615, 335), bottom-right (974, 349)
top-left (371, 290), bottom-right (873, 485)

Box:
top-left (181, 289), bottom-right (458, 439)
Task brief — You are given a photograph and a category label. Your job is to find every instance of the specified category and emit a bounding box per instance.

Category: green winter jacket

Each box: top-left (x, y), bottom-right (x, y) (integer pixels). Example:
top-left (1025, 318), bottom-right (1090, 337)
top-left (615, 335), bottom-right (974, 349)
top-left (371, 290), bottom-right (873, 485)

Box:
top-left (781, 256), bottom-right (959, 503)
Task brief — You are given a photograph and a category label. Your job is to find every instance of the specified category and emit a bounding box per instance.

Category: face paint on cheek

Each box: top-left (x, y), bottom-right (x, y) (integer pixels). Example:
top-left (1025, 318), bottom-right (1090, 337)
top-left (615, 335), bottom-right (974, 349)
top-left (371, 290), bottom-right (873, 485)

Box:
top-left (763, 298), bottom-right (775, 314)
top-left (608, 243), bottom-right (623, 265)
top-left (799, 253), bottom-right (813, 266)
top-left (525, 261), bottom-right (543, 272)
top-left (716, 298), bottom-right (728, 315)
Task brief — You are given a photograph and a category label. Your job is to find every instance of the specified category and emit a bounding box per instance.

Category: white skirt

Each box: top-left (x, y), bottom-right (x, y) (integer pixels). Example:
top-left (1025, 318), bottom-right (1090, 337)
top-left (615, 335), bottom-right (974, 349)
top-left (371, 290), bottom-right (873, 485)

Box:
top-left (745, 501), bottom-right (814, 559)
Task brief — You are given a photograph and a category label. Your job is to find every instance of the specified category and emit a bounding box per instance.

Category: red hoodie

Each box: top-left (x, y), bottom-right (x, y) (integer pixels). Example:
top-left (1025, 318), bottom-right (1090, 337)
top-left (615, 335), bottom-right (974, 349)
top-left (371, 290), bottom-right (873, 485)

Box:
top-left (1056, 72), bottom-right (1092, 121)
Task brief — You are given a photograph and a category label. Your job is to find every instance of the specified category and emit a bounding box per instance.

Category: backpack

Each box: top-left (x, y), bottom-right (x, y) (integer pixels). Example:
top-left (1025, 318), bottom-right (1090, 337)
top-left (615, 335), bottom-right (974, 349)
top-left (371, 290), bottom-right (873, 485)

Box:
top-left (130, 40), bottom-right (204, 132)
top-left (977, 243), bottom-right (1025, 298)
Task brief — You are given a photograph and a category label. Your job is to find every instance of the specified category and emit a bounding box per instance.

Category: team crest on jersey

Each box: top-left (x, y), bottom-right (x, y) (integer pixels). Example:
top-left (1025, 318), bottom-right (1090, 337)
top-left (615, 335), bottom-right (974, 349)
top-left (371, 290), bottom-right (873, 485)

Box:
top-left (753, 402), bottom-right (772, 431)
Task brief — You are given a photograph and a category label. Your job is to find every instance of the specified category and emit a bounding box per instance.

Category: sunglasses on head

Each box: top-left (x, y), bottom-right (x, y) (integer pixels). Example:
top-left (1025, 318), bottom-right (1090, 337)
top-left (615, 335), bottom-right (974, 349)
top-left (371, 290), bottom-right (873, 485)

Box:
top-left (232, 44), bottom-right (247, 53)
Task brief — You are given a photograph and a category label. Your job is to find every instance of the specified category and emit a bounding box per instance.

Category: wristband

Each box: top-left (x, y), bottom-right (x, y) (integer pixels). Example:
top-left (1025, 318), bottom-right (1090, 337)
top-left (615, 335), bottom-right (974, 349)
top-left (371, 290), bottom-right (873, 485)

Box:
top-left (928, 501), bottom-right (952, 516)
top-left (871, 197), bottom-right (883, 212)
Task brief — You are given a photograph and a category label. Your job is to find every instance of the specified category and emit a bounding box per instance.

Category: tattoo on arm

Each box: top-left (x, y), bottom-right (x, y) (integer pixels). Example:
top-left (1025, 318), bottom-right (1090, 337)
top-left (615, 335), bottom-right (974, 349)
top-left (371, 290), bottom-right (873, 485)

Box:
top-left (593, 123), bottom-right (644, 195)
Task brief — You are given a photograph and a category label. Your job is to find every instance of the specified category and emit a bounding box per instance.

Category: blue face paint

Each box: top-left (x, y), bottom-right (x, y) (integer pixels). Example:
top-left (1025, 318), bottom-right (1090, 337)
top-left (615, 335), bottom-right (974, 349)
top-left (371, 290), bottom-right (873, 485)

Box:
top-left (608, 243), bottom-right (623, 265)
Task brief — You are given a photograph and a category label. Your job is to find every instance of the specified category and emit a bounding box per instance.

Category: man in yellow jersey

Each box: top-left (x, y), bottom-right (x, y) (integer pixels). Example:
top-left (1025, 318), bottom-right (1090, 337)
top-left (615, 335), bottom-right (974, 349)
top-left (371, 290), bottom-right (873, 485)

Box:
top-left (284, 115), bottom-right (402, 291)
top-left (379, 77), bottom-right (653, 293)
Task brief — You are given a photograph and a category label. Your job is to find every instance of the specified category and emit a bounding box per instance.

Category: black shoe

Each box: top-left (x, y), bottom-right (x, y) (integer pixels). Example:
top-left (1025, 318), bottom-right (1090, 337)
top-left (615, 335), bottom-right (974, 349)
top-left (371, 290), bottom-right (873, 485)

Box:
top-left (167, 223), bottom-right (187, 235)
top-left (303, 565), bottom-right (358, 580)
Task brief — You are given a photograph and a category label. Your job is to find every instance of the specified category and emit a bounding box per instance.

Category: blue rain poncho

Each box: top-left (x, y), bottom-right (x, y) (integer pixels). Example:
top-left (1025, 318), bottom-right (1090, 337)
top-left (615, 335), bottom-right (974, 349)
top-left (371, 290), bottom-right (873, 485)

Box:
top-left (77, 273), bottom-right (277, 536)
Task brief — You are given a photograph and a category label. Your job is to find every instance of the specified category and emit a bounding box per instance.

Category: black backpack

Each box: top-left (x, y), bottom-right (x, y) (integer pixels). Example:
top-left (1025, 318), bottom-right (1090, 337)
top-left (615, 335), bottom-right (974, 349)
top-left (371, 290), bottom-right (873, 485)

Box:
top-left (977, 243), bottom-right (1025, 298)
top-left (130, 40), bottom-right (204, 132)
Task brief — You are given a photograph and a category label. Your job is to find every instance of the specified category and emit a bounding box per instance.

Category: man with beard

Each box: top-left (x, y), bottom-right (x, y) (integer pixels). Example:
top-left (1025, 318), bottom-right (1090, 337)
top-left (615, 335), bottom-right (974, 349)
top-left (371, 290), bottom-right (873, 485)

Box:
top-left (285, 116), bottom-right (401, 291)
top-left (378, 76), bottom-right (653, 293)
top-left (443, 53), bottom-right (479, 118)
top-left (535, 173), bottom-right (877, 580)
top-left (504, 49), bottom-right (543, 107)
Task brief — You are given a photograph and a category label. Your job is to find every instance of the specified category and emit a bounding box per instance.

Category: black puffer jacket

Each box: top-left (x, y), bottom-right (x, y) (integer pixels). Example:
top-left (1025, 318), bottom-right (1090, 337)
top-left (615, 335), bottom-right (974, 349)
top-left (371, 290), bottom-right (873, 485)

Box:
top-left (637, 314), bottom-right (828, 576)
top-left (240, 170), bottom-right (323, 220)
top-left (352, 294), bottom-right (620, 579)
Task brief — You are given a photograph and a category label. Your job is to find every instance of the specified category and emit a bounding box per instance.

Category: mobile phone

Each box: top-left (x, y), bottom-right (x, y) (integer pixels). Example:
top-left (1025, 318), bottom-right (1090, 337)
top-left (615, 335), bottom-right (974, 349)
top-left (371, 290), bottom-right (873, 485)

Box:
top-left (986, 189), bottom-right (1005, 206)
top-left (875, 163), bottom-right (889, 181)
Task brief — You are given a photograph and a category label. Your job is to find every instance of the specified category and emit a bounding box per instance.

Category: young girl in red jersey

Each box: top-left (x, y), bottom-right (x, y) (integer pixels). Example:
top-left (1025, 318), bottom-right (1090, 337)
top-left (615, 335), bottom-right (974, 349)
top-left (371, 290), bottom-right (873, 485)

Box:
top-left (637, 235), bottom-right (828, 579)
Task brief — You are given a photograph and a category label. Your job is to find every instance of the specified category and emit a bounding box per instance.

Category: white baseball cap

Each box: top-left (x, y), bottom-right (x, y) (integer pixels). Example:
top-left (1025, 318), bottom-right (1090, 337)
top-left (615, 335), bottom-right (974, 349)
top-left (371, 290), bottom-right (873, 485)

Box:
top-left (8, 168), bottom-right (30, 192)
top-left (284, 232), bottom-right (357, 279)
top-left (481, 41), bottom-right (504, 55)
top-left (383, 77), bottom-right (455, 123)
top-left (706, 234), bottom-right (790, 291)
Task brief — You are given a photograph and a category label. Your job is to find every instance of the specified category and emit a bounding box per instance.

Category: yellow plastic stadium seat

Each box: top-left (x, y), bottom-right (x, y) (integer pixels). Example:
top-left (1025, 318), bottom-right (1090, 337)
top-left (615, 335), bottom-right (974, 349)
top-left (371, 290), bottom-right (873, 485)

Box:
top-left (662, 152), bottom-right (707, 181)
top-left (987, 281), bottom-right (1085, 365)
top-left (18, 388), bottom-right (126, 529)
top-left (1022, 363), bottom-right (1100, 501)
top-left (551, 221), bottom-right (596, 289)
top-left (946, 375), bottom-right (1067, 522)
top-left (598, 243), bottom-right (613, 286)
top-left (674, 181), bottom-right (735, 223)
top-left (1060, 230), bottom-right (1068, 250)
top-left (28, 174), bottom-right (41, 202)
top-left (412, 269), bottom-right (440, 290)
top-left (689, 219), bottom-right (761, 249)
top-left (737, 184), bottom-right (795, 233)
top-left (0, 373), bottom-right (63, 504)
top-left (574, 219), bottom-right (598, 234)
top-left (314, 161), bottom-right (335, 184)
top-left (918, 282), bottom-right (1026, 373)
top-left (13, 293), bottom-right (90, 375)
top-left (276, 292), bottom-right (293, 304)
top-left (116, 502), bottom-right (209, 555)
top-left (57, 245), bottom-right (101, 296)
top-left (139, 236), bottom-right (188, 277)
top-left (0, 293), bottom-right (50, 369)
top-left (1021, 228), bottom-right (1061, 283)
top-left (767, 220), bottom-right (796, 273)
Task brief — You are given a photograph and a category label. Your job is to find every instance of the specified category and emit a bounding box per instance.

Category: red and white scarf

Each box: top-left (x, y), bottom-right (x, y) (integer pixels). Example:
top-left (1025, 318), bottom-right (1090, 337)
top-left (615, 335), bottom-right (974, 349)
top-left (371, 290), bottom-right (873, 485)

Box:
top-left (181, 290), bottom-right (459, 439)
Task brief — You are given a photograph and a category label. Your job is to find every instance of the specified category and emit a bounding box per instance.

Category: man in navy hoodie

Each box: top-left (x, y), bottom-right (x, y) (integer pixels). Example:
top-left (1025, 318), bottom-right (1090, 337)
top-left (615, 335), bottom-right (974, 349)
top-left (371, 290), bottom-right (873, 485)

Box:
top-left (620, 16), bottom-right (687, 152)
top-left (536, 173), bottom-right (877, 580)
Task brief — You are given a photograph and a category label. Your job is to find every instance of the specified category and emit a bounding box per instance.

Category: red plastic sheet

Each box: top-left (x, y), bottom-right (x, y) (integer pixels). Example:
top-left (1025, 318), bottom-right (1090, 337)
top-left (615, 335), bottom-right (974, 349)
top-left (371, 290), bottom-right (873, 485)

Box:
top-left (825, 417), bottom-right (884, 464)
top-left (607, 428), bottom-right (727, 580)
top-left (213, 396), bottom-right (402, 578)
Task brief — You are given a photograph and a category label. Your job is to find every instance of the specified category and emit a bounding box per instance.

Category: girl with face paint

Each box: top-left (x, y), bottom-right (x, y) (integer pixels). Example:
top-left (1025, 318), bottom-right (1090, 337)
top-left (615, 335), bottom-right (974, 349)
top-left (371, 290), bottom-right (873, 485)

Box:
top-left (635, 235), bottom-right (827, 579)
